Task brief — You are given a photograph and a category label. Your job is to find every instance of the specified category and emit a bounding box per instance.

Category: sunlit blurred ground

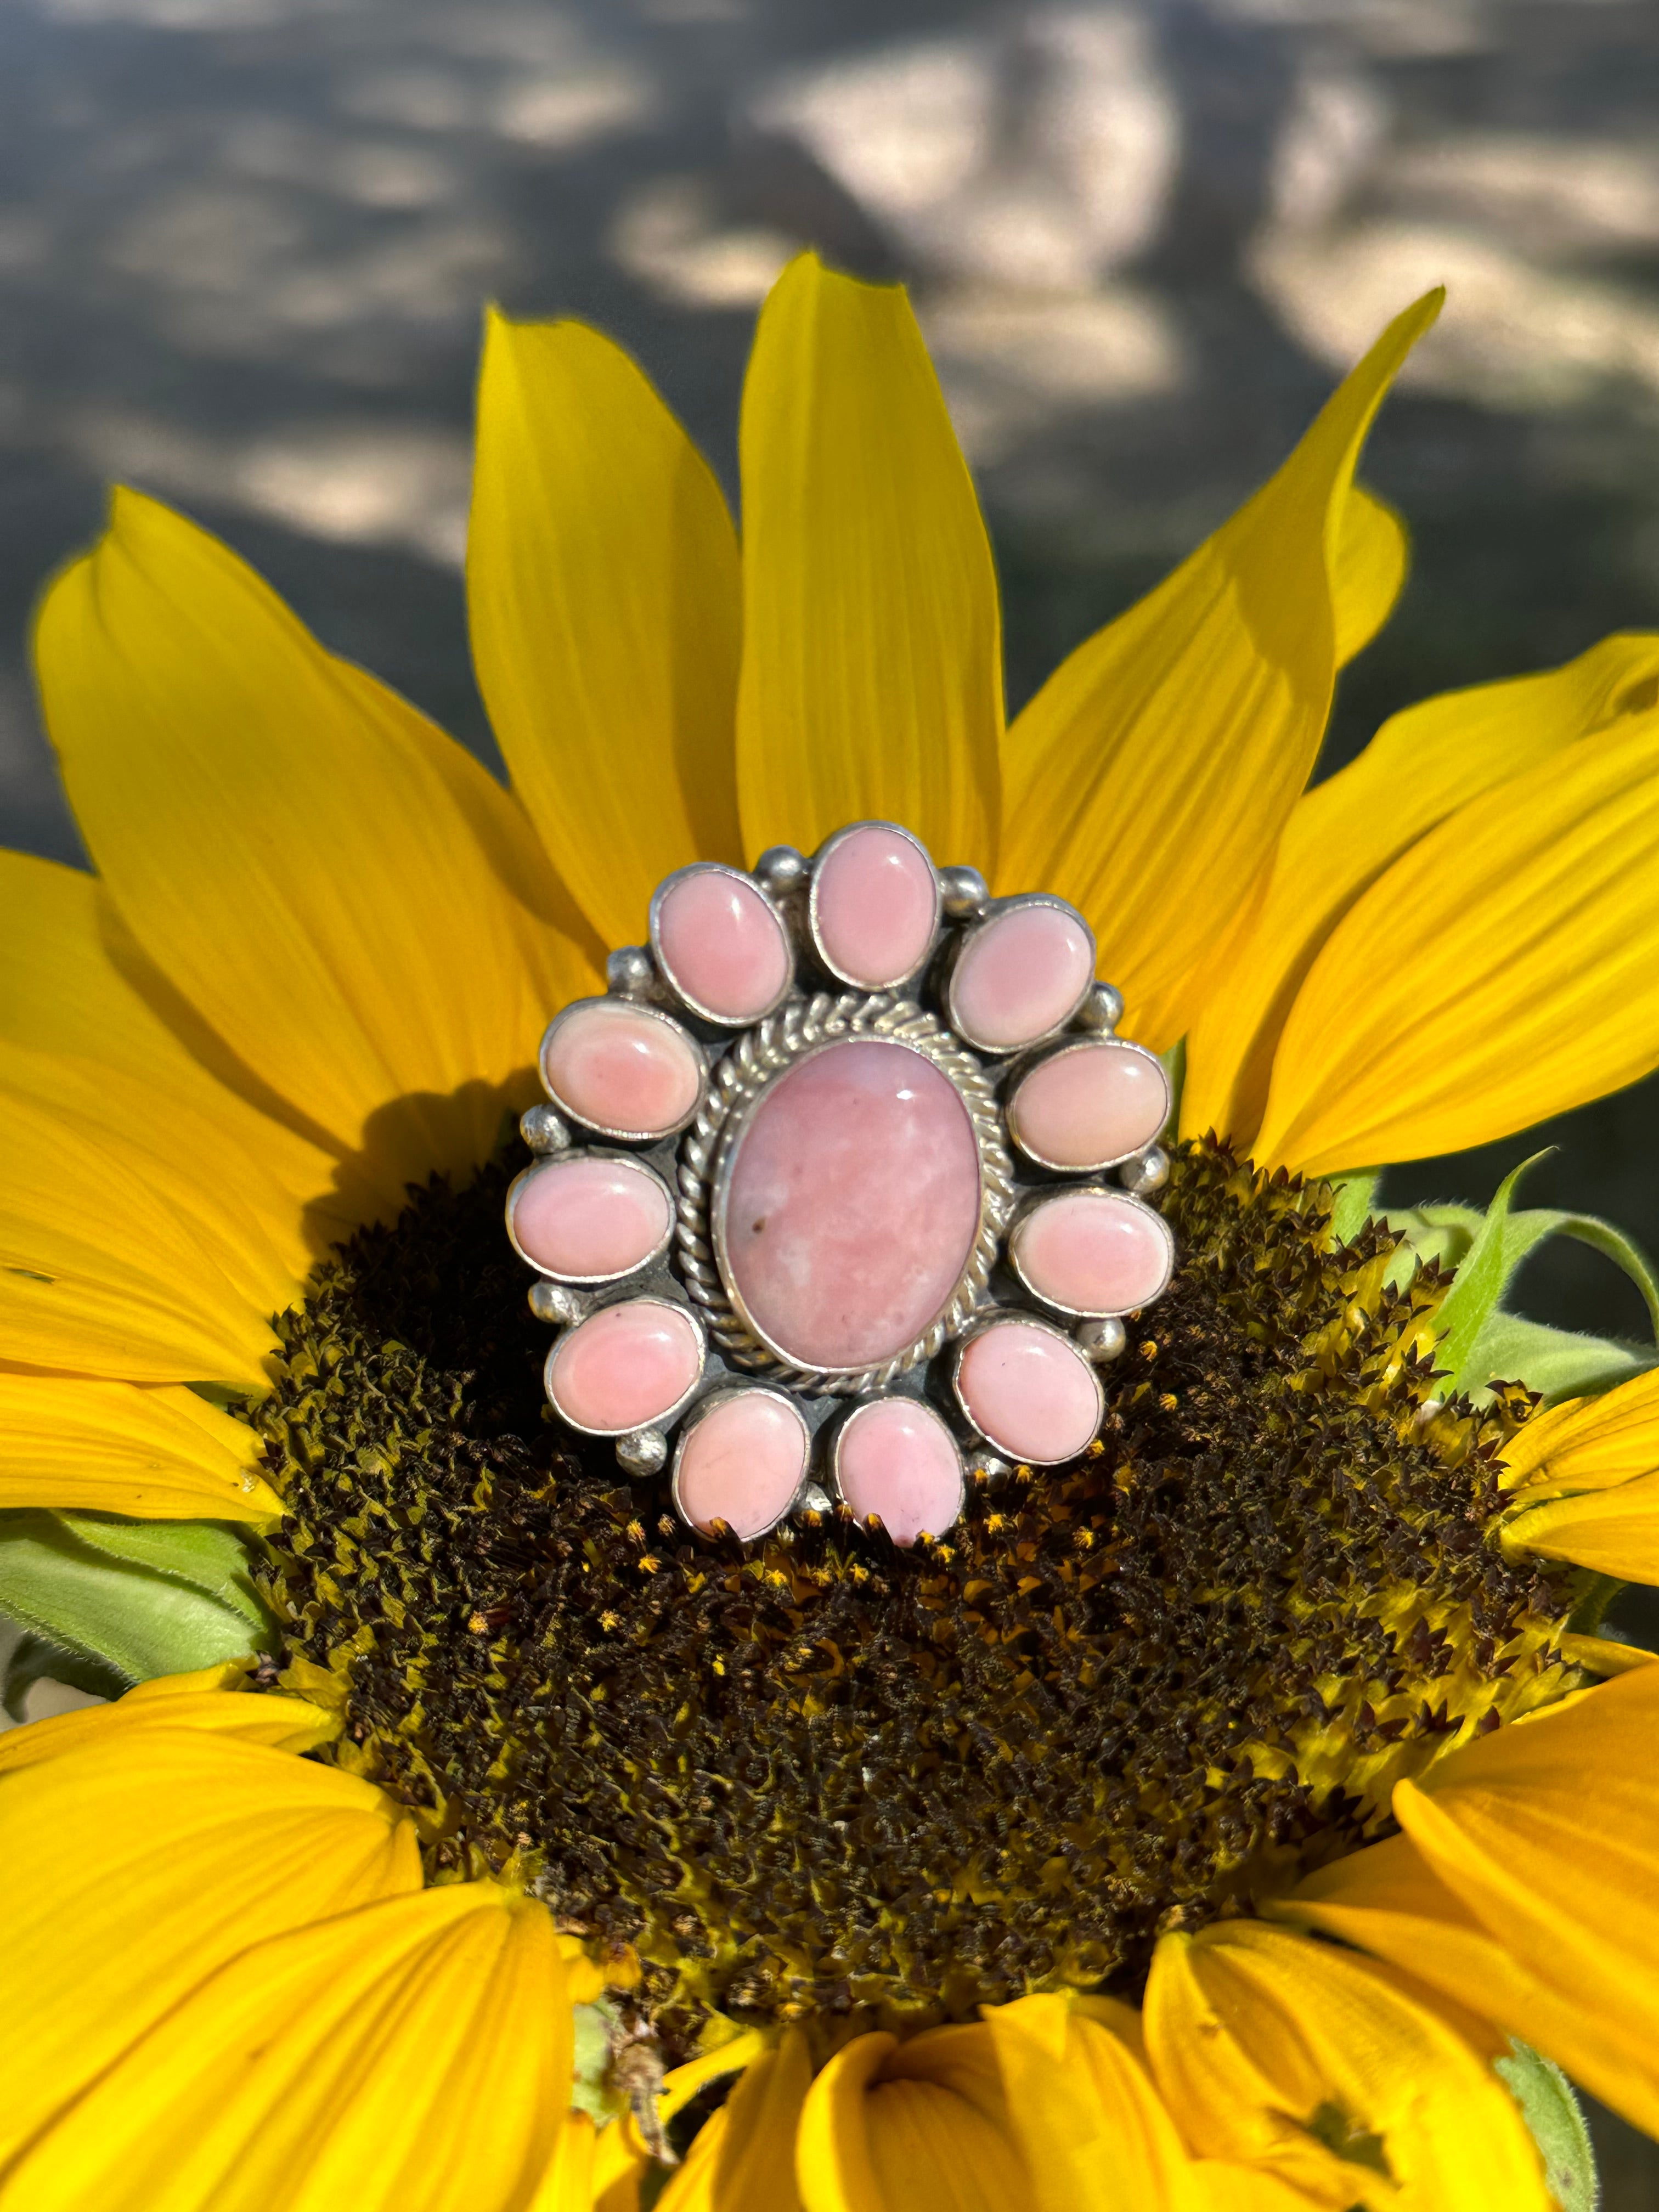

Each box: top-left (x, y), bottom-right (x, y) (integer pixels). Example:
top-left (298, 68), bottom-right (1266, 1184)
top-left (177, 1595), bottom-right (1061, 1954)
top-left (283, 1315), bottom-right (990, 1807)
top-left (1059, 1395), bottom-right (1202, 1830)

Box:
top-left (3, 0), bottom-right (1659, 2191)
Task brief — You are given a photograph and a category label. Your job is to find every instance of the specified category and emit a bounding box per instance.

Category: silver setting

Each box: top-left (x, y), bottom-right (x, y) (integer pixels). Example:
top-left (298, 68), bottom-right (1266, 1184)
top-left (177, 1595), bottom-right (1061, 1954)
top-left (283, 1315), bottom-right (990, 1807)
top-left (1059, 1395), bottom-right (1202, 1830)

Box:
top-left (950, 1310), bottom-right (1106, 1466)
top-left (806, 820), bottom-right (942, 990)
top-left (544, 1294), bottom-right (708, 1439)
top-left (676, 993), bottom-right (1015, 1395)
top-left (1074, 981), bottom-right (1126, 1035)
top-left (1075, 1316), bottom-right (1128, 1364)
top-left (520, 1104), bottom-right (572, 1155)
top-left (505, 1153), bottom-right (676, 1286)
top-left (528, 1279), bottom-right (591, 1327)
top-left (938, 864), bottom-right (990, 921)
top-left (1007, 1188), bottom-right (1177, 1320)
top-left (1005, 1036), bottom-right (1172, 1175)
top-left (669, 1384), bottom-right (811, 1541)
top-left (944, 893), bottom-right (1097, 1056)
top-left (606, 945), bottom-right (657, 998)
top-left (617, 1426), bottom-right (669, 1477)
top-left (539, 997), bottom-right (708, 1143)
top-left (648, 862), bottom-right (794, 1029)
top-left (1122, 1143), bottom-right (1171, 1198)
top-left (754, 845), bottom-right (809, 897)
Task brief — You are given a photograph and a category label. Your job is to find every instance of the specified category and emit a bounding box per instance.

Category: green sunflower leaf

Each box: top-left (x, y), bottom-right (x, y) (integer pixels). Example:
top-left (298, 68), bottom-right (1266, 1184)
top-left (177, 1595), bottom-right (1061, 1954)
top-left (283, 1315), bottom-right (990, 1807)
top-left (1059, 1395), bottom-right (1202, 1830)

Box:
top-left (1494, 2040), bottom-right (1598, 2212)
top-left (0, 1511), bottom-right (269, 1692)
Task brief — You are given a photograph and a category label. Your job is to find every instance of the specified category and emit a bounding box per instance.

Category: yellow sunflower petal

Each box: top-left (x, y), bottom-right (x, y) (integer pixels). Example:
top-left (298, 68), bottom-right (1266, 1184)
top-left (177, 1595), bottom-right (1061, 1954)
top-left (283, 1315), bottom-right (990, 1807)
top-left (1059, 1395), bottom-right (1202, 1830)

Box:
top-left (1331, 483), bottom-right (1410, 667)
top-left (1251, 701), bottom-right (1659, 1174)
top-left (735, 253), bottom-right (1002, 871)
top-left (983, 1992), bottom-right (1207, 2212)
top-left (657, 2032), bottom-right (810, 2212)
top-left (997, 292), bottom-right (1440, 1053)
top-left (35, 489), bottom-right (594, 1199)
top-left (0, 1882), bottom-right (568, 2212)
top-left (1279, 1825), bottom-right (1659, 2140)
top-left (0, 1373), bottom-right (279, 1518)
top-left (0, 1729), bottom-right (419, 2167)
top-left (1507, 1470), bottom-right (1659, 1579)
top-left (1144, 1920), bottom-right (1551, 2211)
top-left (1183, 631), bottom-right (1659, 1148)
top-left (469, 308), bottom-right (743, 950)
top-left (0, 1679), bottom-right (335, 1775)
top-left (1497, 1362), bottom-right (1659, 1499)
top-left (795, 2025), bottom-right (1027, 2212)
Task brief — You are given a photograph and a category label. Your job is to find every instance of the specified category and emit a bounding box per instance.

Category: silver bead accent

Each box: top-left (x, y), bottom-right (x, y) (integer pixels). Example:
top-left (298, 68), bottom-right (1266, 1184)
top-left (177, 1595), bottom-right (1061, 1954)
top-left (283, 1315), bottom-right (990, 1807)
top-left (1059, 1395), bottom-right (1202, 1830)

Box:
top-left (1075, 1316), bottom-right (1127, 1363)
top-left (938, 865), bottom-right (990, 921)
top-left (606, 945), bottom-right (656, 997)
top-left (967, 1448), bottom-right (1011, 1487)
top-left (1121, 1144), bottom-right (1170, 1197)
top-left (794, 1480), bottom-right (834, 1521)
top-left (528, 1280), bottom-right (589, 1326)
top-left (1074, 981), bottom-right (1126, 1035)
top-left (616, 1426), bottom-right (669, 1477)
top-left (754, 845), bottom-right (810, 896)
top-left (520, 1104), bottom-right (572, 1155)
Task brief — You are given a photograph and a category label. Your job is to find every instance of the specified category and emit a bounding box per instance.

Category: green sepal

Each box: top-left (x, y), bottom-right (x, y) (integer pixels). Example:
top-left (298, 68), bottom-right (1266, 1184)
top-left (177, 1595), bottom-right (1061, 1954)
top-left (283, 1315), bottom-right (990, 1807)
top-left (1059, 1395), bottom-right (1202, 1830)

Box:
top-left (1159, 1036), bottom-right (1186, 1141)
top-left (1460, 1313), bottom-right (1657, 1407)
top-left (1494, 2040), bottom-right (1599, 2212)
top-left (1430, 1153), bottom-right (1553, 1393)
top-left (2, 1632), bottom-right (129, 1721)
top-left (569, 2000), bottom-right (626, 2128)
top-left (0, 1510), bottom-right (270, 1690)
top-left (1328, 1171), bottom-right (1379, 1247)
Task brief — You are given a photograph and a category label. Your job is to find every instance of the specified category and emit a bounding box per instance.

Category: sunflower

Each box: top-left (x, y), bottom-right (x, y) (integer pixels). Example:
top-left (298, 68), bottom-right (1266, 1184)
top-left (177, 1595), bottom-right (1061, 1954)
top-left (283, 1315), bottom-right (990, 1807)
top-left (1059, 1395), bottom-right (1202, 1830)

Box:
top-left (4, 249), bottom-right (1659, 2211)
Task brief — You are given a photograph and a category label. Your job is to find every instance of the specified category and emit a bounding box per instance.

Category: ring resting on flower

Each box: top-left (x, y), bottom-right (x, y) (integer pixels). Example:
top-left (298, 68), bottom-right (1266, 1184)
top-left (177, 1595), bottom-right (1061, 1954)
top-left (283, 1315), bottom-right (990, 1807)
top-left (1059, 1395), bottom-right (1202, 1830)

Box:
top-left (506, 820), bottom-right (1173, 1545)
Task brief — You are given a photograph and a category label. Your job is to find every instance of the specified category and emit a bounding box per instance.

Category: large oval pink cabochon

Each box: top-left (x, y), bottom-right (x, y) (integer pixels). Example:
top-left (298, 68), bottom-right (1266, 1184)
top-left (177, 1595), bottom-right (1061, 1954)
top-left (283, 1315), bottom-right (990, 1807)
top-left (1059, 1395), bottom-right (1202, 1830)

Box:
top-left (720, 1039), bottom-right (981, 1370)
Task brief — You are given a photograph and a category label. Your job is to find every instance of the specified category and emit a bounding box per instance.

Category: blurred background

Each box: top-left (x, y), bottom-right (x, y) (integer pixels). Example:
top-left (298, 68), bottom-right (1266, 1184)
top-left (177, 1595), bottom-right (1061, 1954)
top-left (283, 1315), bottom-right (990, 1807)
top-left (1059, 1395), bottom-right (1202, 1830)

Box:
top-left (1, 0), bottom-right (1657, 2193)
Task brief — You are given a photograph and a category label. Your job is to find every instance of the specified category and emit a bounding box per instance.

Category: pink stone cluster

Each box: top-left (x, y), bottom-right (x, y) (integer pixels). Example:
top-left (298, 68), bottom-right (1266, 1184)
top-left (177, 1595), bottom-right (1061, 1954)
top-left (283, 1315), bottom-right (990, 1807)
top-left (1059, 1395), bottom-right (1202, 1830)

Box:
top-left (509, 820), bottom-right (1175, 1552)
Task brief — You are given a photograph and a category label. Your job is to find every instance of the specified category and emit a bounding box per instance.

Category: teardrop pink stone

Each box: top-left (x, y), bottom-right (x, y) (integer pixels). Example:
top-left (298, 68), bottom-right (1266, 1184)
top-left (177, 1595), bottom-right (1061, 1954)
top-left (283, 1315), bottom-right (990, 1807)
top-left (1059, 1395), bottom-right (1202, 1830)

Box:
top-left (657, 868), bottom-right (791, 1023)
top-left (720, 1038), bottom-right (981, 1370)
top-left (836, 1397), bottom-right (963, 1545)
top-left (949, 902), bottom-right (1093, 1050)
top-left (813, 826), bottom-right (938, 988)
top-left (1009, 1041), bottom-right (1169, 1170)
top-left (546, 1300), bottom-right (702, 1434)
top-left (957, 1320), bottom-right (1102, 1464)
top-left (1013, 1190), bottom-right (1173, 1316)
top-left (676, 1392), bottom-right (809, 1539)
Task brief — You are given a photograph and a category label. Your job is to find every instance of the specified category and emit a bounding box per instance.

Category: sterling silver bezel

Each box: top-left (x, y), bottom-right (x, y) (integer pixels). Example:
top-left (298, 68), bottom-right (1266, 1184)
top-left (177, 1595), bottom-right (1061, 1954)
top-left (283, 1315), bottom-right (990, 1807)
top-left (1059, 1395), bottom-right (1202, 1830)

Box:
top-left (943, 893), bottom-right (1098, 1056)
top-left (1006, 1186), bottom-right (1177, 1319)
top-left (950, 1308), bottom-right (1107, 1466)
top-left (648, 861), bottom-right (796, 1029)
top-left (1005, 1035), bottom-right (1172, 1173)
top-left (544, 1294), bottom-right (709, 1438)
top-left (538, 997), bottom-right (709, 1144)
top-left (675, 992), bottom-right (1015, 1395)
top-left (669, 1383), bottom-right (812, 1540)
top-left (504, 1151), bottom-right (677, 1287)
top-left (805, 819), bottom-right (943, 991)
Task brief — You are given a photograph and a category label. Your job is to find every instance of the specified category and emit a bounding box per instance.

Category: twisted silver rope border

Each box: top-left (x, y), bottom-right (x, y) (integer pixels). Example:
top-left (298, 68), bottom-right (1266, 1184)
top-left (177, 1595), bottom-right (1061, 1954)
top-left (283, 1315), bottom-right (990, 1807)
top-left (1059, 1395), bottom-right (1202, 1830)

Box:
top-left (674, 991), bottom-right (1015, 1395)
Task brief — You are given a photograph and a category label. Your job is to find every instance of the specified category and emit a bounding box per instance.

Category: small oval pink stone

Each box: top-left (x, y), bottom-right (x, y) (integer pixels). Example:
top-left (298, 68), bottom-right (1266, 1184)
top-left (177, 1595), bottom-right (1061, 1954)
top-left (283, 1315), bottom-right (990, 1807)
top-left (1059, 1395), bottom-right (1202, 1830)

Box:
top-left (676, 1392), bottom-right (809, 1539)
top-left (1013, 1190), bottom-right (1174, 1316)
top-left (957, 1320), bottom-right (1102, 1464)
top-left (657, 868), bottom-right (791, 1023)
top-left (511, 1156), bottom-right (671, 1282)
top-left (813, 826), bottom-right (938, 988)
top-left (1009, 1041), bottom-right (1170, 1170)
top-left (720, 1038), bottom-right (981, 1370)
top-left (546, 1299), bottom-right (702, 1434)
top-left (543, 1003), bottom-right (702, 1138)
top-left (949, 902), bottom-right (1094, 1051)
top-left (836, 1397), bottom-right (963, 1545)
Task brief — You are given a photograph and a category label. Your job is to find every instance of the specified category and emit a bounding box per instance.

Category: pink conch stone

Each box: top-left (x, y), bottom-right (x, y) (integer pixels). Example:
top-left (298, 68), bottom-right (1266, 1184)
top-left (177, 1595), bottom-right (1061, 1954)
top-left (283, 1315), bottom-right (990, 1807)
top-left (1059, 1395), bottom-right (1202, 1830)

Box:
top-left (1013, 1190), bottom-right (1173, 1317)
top-left (721, 1038), bottom-right (981, 1370)
top-left (949, 902), bottom-right (1093, 1050)
top-left (957, 1320), bottom-right (1102, 1464)
top-left (836, 1397), bottom-right (963, 1545)
top-left (1009, 1041), bottom-right (1170, 1170)
top-left (676, 1392), bottom-right (809, 1539)
top-left (814, 826), bottom-right (938, 988)
top-left (657, 868), bottom-right (791, 1023)
top-left (546, 1300), bottom-right (702, 1433)
top-left (543, 1003), bottom-right (702, 1137)
top-left (511, 1155), bottom-right (671, 1281)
